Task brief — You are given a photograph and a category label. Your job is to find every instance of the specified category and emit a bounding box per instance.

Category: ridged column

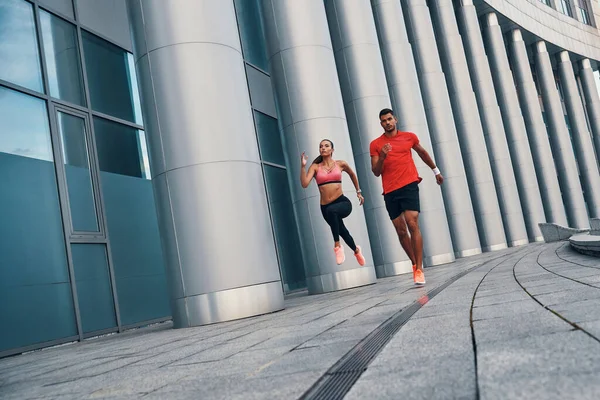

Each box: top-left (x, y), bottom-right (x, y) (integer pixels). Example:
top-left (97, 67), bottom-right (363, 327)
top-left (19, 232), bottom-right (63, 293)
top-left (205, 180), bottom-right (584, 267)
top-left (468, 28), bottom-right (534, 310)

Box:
top-left (534, 41), bottom-right (589, 228)
top-left (261, 0), bottom-right (377, 293)
top-left (371, 0), bottom-right (454, 267)
top-left (127, 0), bottom-right (284, 327)
top-left (324, 0), bottom-right (410, 277)
top-left (508, 29), bottom-right (567, 227)
top-left (482, 13), bottom-right (546, 242)
top-left (579, 59), bottom-right (600, 168)
top-left (558, 52), bottom-right (600, 218)
top-left (401, 0), bottom-right (481, 258)
top-left (429, 0), bottom-right (506, 252)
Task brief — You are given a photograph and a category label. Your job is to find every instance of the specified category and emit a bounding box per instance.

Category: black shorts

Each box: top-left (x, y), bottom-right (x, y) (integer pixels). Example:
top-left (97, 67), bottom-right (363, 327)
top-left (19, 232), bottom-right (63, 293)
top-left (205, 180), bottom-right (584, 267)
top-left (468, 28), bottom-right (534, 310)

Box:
top-left (384, 181), bottom-right (420, 220)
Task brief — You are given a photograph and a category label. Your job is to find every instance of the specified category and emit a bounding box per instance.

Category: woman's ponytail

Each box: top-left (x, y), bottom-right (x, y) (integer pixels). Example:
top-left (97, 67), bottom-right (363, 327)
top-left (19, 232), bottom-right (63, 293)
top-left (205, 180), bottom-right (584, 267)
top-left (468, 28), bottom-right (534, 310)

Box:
top-left (312, 155), bottom-right (323, 165)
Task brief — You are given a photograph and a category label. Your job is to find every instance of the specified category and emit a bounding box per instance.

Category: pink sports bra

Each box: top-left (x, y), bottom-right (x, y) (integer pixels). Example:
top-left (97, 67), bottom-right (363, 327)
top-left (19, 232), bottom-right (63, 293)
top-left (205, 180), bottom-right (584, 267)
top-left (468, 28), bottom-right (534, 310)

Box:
top-left (315, 161), bottom-right (342, 186)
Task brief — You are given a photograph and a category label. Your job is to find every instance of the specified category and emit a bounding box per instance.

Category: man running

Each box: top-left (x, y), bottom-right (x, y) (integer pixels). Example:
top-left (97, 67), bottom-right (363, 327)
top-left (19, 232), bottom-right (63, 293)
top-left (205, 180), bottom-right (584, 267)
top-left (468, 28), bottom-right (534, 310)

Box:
top-left (370, 108), bottom-right (443, 285)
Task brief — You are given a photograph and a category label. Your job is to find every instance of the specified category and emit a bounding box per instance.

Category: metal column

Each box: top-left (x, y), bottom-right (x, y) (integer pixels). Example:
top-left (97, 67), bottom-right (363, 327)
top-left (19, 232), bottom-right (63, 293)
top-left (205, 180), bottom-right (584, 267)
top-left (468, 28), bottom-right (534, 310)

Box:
top-left (324, 0), bottom-right (412, 277)
top-left (508, 29), bottom-right (567, 227)
top-left (261, 0), bottom-right (377, 293)
top-left (429, 0), bottom-right (507, 251)
top-left (127, 0), bottom-right (284, 327)
top-left (557, 51), bottom-right (600, 218)
top-left (534, 41), bottom-right (589, 228)
top-left (371, 0), bottom-right (454, 267)
top-left (579, 59), bottom-right (600, 174)
top-left (482, 13), bottom-right (547, 242)
top-left (401, 0), bottom-right (481, 258)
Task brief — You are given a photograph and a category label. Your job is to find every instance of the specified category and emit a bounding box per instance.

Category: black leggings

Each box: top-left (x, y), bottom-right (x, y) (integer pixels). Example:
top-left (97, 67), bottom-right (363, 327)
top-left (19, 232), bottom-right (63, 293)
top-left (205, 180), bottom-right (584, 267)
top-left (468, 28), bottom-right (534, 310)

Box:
top-left (320, 195), bottom-right (357, 251)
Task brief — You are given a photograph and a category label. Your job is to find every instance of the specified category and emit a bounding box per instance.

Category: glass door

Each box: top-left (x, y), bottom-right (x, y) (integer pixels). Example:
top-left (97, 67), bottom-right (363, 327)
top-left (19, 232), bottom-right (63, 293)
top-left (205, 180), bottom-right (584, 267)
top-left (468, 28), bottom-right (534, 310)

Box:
top-left (52, 105), bottom-right (118, 335)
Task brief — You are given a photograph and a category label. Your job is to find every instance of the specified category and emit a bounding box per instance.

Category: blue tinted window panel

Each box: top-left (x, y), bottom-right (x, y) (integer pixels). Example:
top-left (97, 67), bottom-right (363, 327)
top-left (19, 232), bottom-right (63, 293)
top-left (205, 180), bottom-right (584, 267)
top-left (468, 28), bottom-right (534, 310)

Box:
top-left (264, 166), bottom-right (306, 290)
top-left (254, 111), bottom-right (285, 165)
top-left (0, 86), bottom-right (53, 161)
top-left (115, 276), bottom-right (170, 326)
top-left (71, 244), bottom-right (117, 333)
top-left (100, 172), bottom-right (170, 325)
top-left (234, 0), bottom-right (269, 71)
top-left (0, 283), bottom-right (77, 352)
top-left (81, 31), bottom-right (142, 124)
top-left (0, 0), bottom-right (44, 92)
top-left (40, 10), bottom-right (86, 106)
top-left (0, 153), bottom-right (70, 286)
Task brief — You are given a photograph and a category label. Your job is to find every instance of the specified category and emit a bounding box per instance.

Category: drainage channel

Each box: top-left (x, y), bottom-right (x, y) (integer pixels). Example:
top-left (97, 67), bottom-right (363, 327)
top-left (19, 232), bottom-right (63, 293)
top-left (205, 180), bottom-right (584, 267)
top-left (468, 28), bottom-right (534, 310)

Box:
top-left (298, 257), bottom-right (504, 400)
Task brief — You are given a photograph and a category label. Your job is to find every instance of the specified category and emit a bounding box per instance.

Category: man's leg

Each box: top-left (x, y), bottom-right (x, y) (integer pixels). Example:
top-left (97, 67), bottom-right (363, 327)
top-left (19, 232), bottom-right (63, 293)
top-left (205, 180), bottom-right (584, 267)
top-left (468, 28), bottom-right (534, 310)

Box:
top-left (391, 214), bottom-right (416, 266)
top-left (404, 211), bottom-right (423, 271)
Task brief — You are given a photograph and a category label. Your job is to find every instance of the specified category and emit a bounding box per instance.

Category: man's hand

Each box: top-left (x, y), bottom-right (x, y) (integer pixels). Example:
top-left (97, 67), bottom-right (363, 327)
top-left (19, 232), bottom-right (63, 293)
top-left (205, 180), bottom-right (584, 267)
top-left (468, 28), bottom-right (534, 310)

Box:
top-left (380, 143), bottom-right (392, 158)
top-left (435, 173), bottom-right (444, 185)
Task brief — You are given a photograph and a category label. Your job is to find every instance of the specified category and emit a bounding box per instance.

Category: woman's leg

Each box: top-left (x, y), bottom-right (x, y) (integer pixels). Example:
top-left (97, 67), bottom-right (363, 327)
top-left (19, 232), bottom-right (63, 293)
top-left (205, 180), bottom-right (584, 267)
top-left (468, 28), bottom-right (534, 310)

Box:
top-left (338, 218), bottom-right (357, 252)
top-left (327, 197), bottom-right (357, 252)
top-left (321, 204), bottom-right (341, 246)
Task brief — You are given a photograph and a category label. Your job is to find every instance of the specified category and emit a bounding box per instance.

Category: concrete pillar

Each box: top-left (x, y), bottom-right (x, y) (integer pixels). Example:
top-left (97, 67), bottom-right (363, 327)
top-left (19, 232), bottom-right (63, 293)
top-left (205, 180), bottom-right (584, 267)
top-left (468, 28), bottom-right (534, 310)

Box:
top-left (127, 0), bottom-right (284, 327)
top-left (508, 29), bottom-right (567, 226)
top-left (323, 0), bottom-right (408, 277)
top-left (429, 0), bottom-right (507, 251)
top-left (370, 0), bottom-right (454, 267)
top-left (261, 0), bottom-right (377, 293)
top-left (481, 13), bottom-right (546, 242)
top-left (579, 59), bottom-right (600, 175)
top-left (401, 0), bottom-right (481, 258)
top-left (534, 41), bottom-right (589, 228)
top-left (557, 51), bottom-right (600, 217)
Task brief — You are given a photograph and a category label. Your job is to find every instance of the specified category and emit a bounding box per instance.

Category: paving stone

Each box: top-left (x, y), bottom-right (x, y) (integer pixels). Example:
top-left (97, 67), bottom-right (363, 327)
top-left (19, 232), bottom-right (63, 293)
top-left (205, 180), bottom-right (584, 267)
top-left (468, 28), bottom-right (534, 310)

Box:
top-left (472, 299), bottom-right (540, 320)
top-left (473, 310), bottom-right (572, 344)
top-left (477, 330), bottom-right (600, 383)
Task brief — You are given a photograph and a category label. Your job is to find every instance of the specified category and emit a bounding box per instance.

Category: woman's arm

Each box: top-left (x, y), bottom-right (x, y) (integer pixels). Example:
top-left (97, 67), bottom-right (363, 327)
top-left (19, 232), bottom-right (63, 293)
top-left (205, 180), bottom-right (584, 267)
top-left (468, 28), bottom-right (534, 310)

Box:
top-left (339, 160), bottom-right (365, 205)
top-left (300, 152), bottom-right (316, 188)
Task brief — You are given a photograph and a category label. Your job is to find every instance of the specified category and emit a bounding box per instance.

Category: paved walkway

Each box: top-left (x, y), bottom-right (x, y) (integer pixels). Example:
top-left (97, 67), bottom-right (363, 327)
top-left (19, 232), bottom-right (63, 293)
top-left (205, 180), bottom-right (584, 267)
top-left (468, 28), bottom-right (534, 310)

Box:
top-left (1, 242), bottom-right (600, 399)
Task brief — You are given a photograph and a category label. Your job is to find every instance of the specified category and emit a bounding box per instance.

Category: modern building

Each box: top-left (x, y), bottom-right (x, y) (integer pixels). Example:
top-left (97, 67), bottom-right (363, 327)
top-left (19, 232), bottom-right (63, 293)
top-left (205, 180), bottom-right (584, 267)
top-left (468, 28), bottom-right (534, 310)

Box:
top-left (1, 0), bottom-right (600, 358)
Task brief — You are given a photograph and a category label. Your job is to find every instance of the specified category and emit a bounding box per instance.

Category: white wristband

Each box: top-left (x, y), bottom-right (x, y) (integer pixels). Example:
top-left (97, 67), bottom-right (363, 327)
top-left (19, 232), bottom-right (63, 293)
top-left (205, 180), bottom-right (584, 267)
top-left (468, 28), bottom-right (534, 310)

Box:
top-left (432, 167), bottom-right (440, 175)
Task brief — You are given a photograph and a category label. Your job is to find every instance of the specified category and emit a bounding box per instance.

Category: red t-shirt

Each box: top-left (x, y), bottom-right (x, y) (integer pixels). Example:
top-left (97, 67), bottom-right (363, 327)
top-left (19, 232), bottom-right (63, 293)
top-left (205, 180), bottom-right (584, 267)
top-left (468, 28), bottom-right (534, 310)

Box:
top-left (369, 131), bottom-right (422, 194)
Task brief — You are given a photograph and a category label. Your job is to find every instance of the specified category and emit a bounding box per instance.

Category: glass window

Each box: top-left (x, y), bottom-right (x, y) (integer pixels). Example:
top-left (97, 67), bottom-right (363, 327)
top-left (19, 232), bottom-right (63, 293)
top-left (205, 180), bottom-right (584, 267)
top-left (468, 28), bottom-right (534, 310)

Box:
top-left (558, 0), bottom-right (573, 16)
top-left (254, 111), bottom-right (285, 165)
top-left (71, 243), bottom-right (117, 334)
top-left (0, 0), bottom-right (44, 92)
top-left (264, 165), bottom-right (306, 291)
top-left (234, 0), bottom-right (269, 71)
top-left (0, 86), bottom-right (76, 352)
top-left (0, 86), bottom-right (53, 161)
top-left (81, 31), bottom-right (143, 124)
top-left (38, 0), bottom-right (74, 20)
top-left (40, 10), bottom-right (86, 106)
top-left (94, 117), bottom-right (151, 179)
top-left (57, 111), bottom-right (100, 232)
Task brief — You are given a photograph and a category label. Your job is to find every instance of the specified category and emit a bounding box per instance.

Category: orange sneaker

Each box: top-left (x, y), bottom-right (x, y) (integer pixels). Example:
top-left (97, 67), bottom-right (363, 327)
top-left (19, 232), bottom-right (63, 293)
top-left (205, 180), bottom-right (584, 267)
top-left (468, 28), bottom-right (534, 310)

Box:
top-left (414, 268), bottom-right (425, 286)
top-left (354, 246), bottom-right (365, 266)
top-left (412, 264), bottom-right (417, 280)
top-left (334, 246), bottom-right (345, 265)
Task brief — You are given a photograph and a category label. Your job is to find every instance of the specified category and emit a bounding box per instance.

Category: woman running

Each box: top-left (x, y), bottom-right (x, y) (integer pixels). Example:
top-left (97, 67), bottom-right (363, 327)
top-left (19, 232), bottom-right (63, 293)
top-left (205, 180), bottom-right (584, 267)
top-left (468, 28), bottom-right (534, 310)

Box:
top-left (300, 139), bottom-right (366, 266)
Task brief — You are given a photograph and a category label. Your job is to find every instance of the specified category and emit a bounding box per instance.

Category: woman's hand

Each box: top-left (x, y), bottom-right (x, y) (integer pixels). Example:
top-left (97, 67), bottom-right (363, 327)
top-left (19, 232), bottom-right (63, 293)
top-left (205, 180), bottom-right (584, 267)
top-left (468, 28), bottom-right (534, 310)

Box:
top-left (357, 192), bottom-right (365, 206)
top-left (301, 152), bottom-right (307, 167)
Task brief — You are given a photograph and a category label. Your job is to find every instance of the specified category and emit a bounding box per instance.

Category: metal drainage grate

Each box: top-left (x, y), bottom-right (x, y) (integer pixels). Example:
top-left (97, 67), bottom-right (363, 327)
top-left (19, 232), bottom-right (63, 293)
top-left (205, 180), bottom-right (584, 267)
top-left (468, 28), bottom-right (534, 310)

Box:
top-left (299, 266), bottom-right (478, 400)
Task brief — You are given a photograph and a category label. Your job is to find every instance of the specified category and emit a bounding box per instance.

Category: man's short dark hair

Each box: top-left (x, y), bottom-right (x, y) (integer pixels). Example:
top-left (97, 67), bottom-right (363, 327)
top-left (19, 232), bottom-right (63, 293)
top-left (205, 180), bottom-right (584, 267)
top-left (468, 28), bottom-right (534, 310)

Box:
top-left (379, 108), bottom-right (394, 118)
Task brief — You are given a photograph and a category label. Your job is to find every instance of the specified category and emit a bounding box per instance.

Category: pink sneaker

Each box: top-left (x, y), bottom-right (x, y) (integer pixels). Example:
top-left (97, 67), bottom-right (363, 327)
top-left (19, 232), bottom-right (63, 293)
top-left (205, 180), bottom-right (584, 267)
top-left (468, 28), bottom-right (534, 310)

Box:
top-left (354, 246), bottom-right (365, 266)
top-left (334, 246), bottom-right (345, 264)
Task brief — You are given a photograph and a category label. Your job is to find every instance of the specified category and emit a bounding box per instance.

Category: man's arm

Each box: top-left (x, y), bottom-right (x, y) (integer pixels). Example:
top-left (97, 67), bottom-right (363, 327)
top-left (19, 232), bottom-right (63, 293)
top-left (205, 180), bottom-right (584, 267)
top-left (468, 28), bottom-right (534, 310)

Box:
top-left (371, 154), bottom-right (385, 177)
top-left (413, 144), bottom-right (436, 169)
top-left (413, 143), bottom-right (444, 185)
top-left (371, 143), bottom-right (391, 176)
